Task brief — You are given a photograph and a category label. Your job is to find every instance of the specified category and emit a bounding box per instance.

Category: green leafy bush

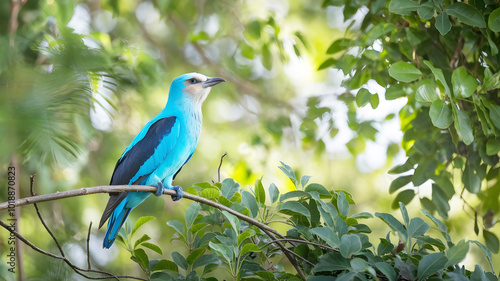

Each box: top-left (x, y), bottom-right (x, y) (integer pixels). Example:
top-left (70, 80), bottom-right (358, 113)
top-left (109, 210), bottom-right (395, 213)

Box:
top-left (117, 163), bottom-right (497, 280)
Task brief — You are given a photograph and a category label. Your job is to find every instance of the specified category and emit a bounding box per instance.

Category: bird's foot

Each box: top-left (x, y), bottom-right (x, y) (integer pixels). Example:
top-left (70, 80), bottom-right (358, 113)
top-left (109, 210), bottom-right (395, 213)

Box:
top-left (171, 186), bottom-right (183, 201)
top-left (154, 182), bottom-right (164, 197)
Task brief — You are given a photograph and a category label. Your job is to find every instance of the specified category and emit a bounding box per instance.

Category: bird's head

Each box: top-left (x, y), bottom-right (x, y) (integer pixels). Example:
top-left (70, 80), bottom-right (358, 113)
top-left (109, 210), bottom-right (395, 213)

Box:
top-left (169, 73), bottom-right (225, 106)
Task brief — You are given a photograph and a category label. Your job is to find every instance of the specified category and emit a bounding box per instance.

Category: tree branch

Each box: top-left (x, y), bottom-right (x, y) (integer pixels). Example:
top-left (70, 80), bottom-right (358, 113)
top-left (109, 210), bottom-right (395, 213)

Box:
top-left (0, 184), bottom-right (308, 279)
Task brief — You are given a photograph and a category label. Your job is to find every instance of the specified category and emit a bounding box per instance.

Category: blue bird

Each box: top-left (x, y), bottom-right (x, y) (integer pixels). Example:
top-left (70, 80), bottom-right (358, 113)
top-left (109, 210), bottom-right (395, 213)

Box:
top-left (99, 73), bottom-right (225, 248)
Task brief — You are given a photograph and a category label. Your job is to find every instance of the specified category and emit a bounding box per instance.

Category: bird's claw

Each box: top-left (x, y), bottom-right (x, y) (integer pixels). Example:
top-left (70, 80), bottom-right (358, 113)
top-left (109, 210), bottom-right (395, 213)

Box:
top-left (154, 182), bottom-right (164, 197)
top-left (171, 186), bottom-right (183, 201)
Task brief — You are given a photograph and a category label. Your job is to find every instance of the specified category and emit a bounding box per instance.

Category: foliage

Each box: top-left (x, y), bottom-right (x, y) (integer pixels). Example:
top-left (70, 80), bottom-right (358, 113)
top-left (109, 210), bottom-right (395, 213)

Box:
top-left (317, 0), bottom-right (500, 251)
top-left (116, 163), bottom-right (497, 280)
top-left (2, 0), bottom-right (500, 278)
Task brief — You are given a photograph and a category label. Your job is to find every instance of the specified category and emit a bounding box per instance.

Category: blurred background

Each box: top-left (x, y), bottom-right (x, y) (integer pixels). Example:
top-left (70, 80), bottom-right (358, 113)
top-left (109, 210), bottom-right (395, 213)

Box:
top-left (0, 0), bottom-right (498, 279)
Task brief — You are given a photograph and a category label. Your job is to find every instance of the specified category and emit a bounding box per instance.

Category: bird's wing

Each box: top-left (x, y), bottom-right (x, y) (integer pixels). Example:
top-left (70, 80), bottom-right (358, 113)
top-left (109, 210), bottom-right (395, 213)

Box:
top-left (99, 116), bottom-right (180, 228)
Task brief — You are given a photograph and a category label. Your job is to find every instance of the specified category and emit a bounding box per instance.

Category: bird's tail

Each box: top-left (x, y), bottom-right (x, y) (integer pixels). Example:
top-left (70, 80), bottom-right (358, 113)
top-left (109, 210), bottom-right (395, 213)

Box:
top-left (103, 198), bottom-right (131, 248)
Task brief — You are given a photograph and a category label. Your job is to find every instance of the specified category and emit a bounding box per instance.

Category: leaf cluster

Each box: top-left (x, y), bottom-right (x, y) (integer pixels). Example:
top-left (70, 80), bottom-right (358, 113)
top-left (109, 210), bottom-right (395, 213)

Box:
top-left (116, 163), bottom-right (497, 280)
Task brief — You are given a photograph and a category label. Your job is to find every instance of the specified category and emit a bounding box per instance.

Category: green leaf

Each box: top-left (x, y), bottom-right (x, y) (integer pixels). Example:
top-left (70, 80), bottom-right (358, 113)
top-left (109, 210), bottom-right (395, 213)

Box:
top-left (151, 259), bottom-right (178, 272)
top-left (221, 178), bottom-right (239, 200)
top-left (486, 139), bottom-right (500, 156)
top-left (418, 2), bottom-right (435, 20)
top-left (171, 252), bottom-right (189, 271)
top-left (416, 83), bottom-right (439, 103)
top-left (484, 71), bottom-right (500, 91)
top-left (142, 242), bottom-right (163, 255)
top-left (305, 183), bottom-right (331, 196)
top-left (385, 84), bottom-right (406, 100)
top-left (318, 58), bottom-right (336, 70)
top-left (278, 161), bottom-right (298, 187)
top-left (471, 265), bottom-right (488, 281)
top-left (151, 272), bottom-right (175, 281)
top-left (241, 190), bottom-right (259, 218)
top-left (377, 238), bottom-right (394, 255)
top-left (262, 43), bottom-right (273, 70)
top-left (375, 212), bottom-right (407, 240)
top-left (408, 217), bottom-right (430, 238)
top-left (483, 230), bottom-right (500, 253)
top-left (166, 220), bottom-right (184, 235)
top-left (389, 175), bottom-right (413, 194)
top-left (363, 23), bottom-right (396, 44)
top-left (339, 234), bottom-right (362, 258)
top-left (298, 176), bottom-right (312, 191)
top-left (132, 216), bottom-right (156, 238)
top-left (186, 248), bottom-right (206, 265)
top-left (240, 243), bottom-right (261, 256)
top-left (269, 183), bottom-right (280, 203)
top-left (192, 254), bottom-right (219, 270)
top-left (222, 211), bottom-right (241, 235)
top-left (471, 240), bottom-right (496, 274)
top-left (445, 240), bottom-right (470, 267)
top-left (388, 62), bottom-right (422, 82)
top-left (280, 190), bottom-right (311, 201)
top-left (254, 178), bottom-right (266, 204)
top-left (416, 235), bottom-right (446, 251)
top-left (421, 209), bottom-right (451, 242)
top-left (375, 262), bottom-right (397, 281)
top-left (327, 38), bottom-right (354, 54)
top-left (201, 187), bottom-right (220, 199)
top-left (185, 203), bottom-right (201, 229)
top-left (134, 234), bottom-right (151, 249)
top-left (356, 88), bottom-right (371, 107)
top-left (133, 248), bottom-right (150, 271)
top-left (463, 161), bottom-right (481, 194)
top-left (310, 227), bottom-right (341, 248)
top-left (424, 60), bottom-right (451, 97)
top-left (209, 242), bottom-right (233, 264)
top-left (337, 191), bottom-right (349, 217)
top-left (454, 109), bottom-right (474, 145)
top-left (389, 0), bottom-right (420, 15)
top-left (429, 99), bottom-right (453, 129)
top-left (391, 190), bottom-right (415, 209)
top-left (435, 12), bottom-right (452, 35)
top-left (488, 8), bottom-right (500, 32)
top-left (452, 67), bottom-right (479, 99)
top-left (313, 252), bottom-right (350, 273)
top-left (351, 212), bottom-right (373, 219)
top-left (238, 229), bottom-right (256, 245)
top-left (446, 3), bottom-right (486, 28)
top-left (370, 93), bottom-right (380, 109)
top-left (279, 201), bottom-right (311, 221)
top-left (417, 252), bottom-right (448, 280)
top-left (350, 258), bottom-right (370, 272)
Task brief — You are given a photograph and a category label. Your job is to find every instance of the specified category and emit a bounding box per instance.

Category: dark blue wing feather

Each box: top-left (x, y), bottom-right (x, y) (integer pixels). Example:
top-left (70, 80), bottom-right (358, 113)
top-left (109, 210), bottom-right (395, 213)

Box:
top-left (110, 116), bottom-right (177, 185)
top-left (99, 116), bottom-right (178, 228)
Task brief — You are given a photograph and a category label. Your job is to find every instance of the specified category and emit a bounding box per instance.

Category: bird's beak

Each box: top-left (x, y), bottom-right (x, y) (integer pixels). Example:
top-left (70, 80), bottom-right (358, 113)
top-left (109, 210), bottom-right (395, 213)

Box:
top-left (202, 77), bottom-right (226, 88)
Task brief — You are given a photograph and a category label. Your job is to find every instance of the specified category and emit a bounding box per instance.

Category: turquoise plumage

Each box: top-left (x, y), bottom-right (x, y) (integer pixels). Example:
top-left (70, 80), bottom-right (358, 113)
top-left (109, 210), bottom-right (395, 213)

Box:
top-left (99, 73), bottom-right (225, 248)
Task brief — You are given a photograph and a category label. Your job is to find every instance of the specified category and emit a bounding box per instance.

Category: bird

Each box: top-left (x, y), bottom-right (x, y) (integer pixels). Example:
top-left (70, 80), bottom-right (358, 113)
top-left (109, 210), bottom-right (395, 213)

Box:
top-left (98, 72), bottom-right (225, 248)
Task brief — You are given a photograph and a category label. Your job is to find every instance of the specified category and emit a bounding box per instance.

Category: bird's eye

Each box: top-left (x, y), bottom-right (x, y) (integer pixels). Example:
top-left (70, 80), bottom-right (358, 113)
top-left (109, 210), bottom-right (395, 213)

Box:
top-left (189, 78), bottom-right (197, 84)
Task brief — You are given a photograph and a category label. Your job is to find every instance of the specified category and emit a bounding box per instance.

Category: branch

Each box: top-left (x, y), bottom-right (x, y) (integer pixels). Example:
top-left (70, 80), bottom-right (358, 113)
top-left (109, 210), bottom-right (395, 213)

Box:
top-left (0, 185), bottom-right (284, 239)
top-left (0, 184), bottom-right (308, 279)
top-left (0, 220), bottom-right (145, 280)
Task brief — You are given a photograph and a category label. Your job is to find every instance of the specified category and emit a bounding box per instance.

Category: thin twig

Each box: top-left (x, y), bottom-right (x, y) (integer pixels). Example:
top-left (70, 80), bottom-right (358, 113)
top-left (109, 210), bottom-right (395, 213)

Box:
top-left (259, 228), bottom-right (307, 280)
top-left (30, 174), bottom-right (65, 258)
top-left (0, 220), bottom-right (145, 280)
top-left (87, 221), bottom-right (93, 270)
top-left (450, 35), bottom-right (464, 70)
top-left (218, 152), bottom-right (227, 183)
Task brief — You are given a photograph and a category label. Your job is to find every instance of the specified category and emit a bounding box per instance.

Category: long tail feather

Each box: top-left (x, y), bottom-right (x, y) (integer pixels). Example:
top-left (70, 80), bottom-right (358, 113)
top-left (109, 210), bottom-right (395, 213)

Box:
top-left (103, 198), bottom-right (131, 248)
